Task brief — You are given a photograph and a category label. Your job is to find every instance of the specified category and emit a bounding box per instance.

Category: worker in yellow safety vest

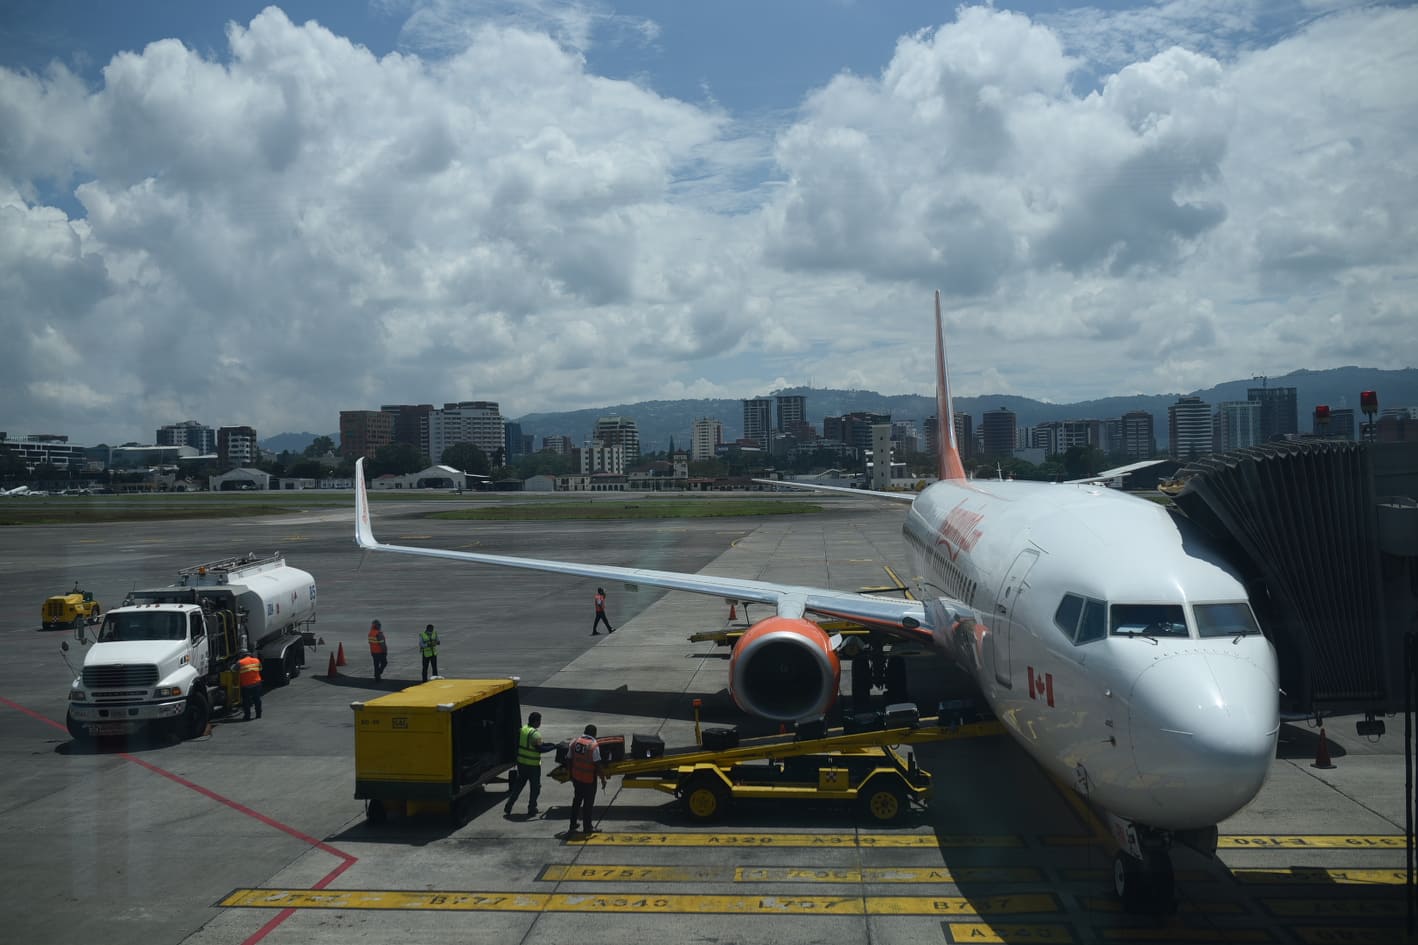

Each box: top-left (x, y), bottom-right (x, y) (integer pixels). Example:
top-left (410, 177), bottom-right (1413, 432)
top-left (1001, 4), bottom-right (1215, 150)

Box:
top-left (503, 711), bottom-right (554, 818)
top-left (236, 648), bottom-right (263, 721)
top-left (567, 723), bottom-right (608, 835)
top-left (419, 623), bottom-right (440, 681)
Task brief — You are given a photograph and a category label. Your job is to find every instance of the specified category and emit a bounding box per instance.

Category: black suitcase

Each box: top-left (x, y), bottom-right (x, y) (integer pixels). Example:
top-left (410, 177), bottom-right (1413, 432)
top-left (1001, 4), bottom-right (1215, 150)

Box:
top-left (554, 740), bottom-right (571, 766)
top-left (597, 735), bottom-right (626, 763)
top-left (795, 716), bottom-right (827, 741)
top-left (702, 727), bottom-right (739, 751)
top-left (631, 733), bottom-right (665, 759)
top-left (883, 702), bottom-right (920, 728)
top-left (844, 711), bottom-right (882, 733)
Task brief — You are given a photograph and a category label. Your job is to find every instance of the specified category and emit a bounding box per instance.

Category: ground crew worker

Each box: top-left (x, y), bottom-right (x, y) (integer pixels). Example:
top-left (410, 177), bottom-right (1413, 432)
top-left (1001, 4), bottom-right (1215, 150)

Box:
top-left (567, 723), bottom-right (608, 834)
top-left (236, 648), bottom-right (263, 721)
top-left (419, 623), bottom-right (440, 681)
top-left (503, 711), bottom-right (554, 817)
top-left (591, 587), bottom-right (614, 635)
top-left (368, 619), bottom-right (388, 681)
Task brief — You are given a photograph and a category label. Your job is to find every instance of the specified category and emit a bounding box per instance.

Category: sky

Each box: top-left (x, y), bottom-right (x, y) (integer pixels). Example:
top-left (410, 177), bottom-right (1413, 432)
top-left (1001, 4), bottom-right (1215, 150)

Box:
top-left (2, 0), bottom-right (1415, 446)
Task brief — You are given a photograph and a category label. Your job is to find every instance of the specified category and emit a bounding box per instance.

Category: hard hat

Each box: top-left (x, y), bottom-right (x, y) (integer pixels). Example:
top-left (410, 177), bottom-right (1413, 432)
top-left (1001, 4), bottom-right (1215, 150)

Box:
top-left (237, 648), bottom-right (249, 657)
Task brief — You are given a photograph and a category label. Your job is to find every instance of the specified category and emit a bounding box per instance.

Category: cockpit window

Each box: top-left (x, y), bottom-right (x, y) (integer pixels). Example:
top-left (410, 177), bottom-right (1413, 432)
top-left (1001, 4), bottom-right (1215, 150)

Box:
top-left (98, 612), bottom-right (187, 643)
top-left (1194, 602), bottom-right (1262, 638)
top-left (1055, 593), bottom-right (1107, 645)
top-left (1110, 603), bottom-right (1189, 638)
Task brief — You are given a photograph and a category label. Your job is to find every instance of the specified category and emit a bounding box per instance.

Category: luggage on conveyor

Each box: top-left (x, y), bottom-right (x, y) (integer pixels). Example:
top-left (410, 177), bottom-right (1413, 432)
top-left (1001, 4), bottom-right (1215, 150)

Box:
top-left (631, 733), bottom-right (665, 759)
top-left (701, 727), bottom-right (739, 751)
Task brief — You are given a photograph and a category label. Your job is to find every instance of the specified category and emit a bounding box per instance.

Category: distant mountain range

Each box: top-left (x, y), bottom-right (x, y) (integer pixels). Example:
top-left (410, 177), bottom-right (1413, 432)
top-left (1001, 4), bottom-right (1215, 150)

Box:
top-left (262, 366), bottom-right (1418, 456)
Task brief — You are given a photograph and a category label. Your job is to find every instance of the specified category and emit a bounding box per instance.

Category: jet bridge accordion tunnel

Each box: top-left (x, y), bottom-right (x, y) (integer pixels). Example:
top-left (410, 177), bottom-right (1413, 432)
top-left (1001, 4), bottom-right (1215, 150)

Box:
top-left (1165, 439), bottom-right (1418, 722)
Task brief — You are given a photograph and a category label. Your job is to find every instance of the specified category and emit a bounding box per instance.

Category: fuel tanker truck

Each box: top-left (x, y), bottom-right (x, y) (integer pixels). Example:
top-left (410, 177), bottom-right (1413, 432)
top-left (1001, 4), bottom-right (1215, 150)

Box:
top-left (64, 553), bottom-right (316, 742)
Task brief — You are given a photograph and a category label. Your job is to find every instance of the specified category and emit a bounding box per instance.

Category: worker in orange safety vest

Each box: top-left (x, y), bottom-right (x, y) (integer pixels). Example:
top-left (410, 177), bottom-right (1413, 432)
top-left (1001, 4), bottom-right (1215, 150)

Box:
top-left (567, 723), bottom-right (608, 834)
top-left (368, 619), bottom-right (388, 681)
top-left (236, 648), bottom-right (263, 721)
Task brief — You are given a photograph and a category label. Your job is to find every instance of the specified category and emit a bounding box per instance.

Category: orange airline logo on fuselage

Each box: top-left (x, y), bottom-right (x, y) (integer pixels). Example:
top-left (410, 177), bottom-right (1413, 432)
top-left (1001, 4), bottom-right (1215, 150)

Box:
top-left (936, 503), bottom-right (985, 561)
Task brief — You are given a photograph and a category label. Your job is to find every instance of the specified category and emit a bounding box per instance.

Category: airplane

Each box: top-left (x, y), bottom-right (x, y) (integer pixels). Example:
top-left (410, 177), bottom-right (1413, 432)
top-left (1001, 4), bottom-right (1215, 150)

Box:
top-left (0, 485), bottom-right (32, 497)
top-left (353, 292), bottom-right (1279, 911)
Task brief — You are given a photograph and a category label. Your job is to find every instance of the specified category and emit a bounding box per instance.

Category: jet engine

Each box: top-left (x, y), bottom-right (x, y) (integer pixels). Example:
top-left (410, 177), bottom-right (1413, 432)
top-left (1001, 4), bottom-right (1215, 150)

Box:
top-left (727, 616), bottom-right (840, 722)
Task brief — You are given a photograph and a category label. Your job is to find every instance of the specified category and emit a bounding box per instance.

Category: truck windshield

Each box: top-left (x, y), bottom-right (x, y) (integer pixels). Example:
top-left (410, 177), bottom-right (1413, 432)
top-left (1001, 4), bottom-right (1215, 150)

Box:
top-left (98, 613), bottom-right (187, 642)
top-left (1194, 602), bottom-right (1262, 638)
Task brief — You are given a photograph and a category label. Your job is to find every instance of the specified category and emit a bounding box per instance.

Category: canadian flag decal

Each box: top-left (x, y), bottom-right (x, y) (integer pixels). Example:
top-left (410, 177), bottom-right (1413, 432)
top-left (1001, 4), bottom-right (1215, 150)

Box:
top-left (1027, 667), bottom-right (1054, 707)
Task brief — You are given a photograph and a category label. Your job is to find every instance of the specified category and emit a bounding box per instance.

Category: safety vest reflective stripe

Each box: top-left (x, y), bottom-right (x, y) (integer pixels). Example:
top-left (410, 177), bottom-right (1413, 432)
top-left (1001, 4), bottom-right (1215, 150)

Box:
top-left (517, 725), bottom-right (541, 766)
top-left (568, 735), bottom-right (598, 783)
top-left (368, 628), bottom-right (386, 654)
top-left (419, 631), bottom-right (438, 656)
top-left (237, 656), bottom-right (262, 686)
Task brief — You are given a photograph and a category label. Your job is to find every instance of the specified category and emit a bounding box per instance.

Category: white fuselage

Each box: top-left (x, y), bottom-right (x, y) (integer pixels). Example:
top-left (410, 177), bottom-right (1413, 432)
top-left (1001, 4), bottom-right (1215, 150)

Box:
top-left (904, 478), bottom-right (1280, 831)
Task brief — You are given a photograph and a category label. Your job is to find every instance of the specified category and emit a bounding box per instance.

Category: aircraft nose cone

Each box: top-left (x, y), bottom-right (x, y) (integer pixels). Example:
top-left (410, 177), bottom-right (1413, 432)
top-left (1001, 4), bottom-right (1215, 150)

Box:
top-left (1129, 651), bottom-right (1279, 828)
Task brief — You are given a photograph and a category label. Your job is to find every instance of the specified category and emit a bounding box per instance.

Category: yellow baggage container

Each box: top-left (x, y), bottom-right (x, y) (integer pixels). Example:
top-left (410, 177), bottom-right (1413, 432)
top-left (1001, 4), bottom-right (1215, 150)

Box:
top-left (352, 678), bottom-right (520, 823)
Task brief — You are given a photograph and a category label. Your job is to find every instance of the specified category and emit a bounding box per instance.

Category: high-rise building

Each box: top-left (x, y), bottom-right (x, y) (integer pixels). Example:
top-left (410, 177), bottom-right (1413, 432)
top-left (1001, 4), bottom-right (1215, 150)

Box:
top-left (775, 395), bottom-right (807, 435)
top-left (380, 404), bottom-right (434, 454)
top-left (340, 410), bottom-right (394, 460)
top-left (580, 442), bottom-right (625, 475)
top-left (691, 417), bottom-right (722, 462)
top-left (1120, 411), bottom-right (1155, 461)
top-left (1324, 408), bottom-right (1356, 440)
top-left (743, 398), bottom-right (773, 450)
top-left (1168, 396), bottom-right (1212, 458)
top-left (824, 412), bottom-right (890, 454)
top-left (953, 414), bottom-right (974, 462)
top-left (543, 435), bottom-right (572, 455)
top-left (980, 408), bottom-right (1016, 458)
top-left (0, 434), bottom-right (85, 473)
top-left (156, 420), bottom-right (216, 455)
top-left (429, 401), bottom-right (505, 465)
top-left (504, 421), bottom-right (524, 461)
top-left (1215, 401), bottom-right (1261, 451)
top-left (593, 416), bottom-right (640, 466)
top-left (1247, 385), bottom-right (1298, 442)
top-left (218, 425), bottom-right (259, 469)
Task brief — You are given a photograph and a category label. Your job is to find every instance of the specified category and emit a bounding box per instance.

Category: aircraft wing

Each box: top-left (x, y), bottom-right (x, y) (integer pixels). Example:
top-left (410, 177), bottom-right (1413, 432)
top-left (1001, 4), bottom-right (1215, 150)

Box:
top-left (751, 478), bottom-right (915, 504)
top-left (356, 459), bottom-right (932, 643)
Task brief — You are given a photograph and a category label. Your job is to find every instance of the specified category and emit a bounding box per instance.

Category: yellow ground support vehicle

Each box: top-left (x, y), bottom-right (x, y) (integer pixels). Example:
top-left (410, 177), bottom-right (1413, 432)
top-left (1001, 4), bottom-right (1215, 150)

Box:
top-left (42, 585), bottom-right (102, 630)
top-left (553, 713), bottom-right (1003, 824)
top-left (352, 678), bottom-right (521, 824)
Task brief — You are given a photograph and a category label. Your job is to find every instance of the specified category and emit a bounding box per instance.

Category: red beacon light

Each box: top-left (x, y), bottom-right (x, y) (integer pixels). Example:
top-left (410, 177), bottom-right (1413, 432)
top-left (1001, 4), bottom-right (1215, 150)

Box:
top-left (1360, 390), bottom-right (1379, 418)
top-left (1314, 405), bottom-right (1331, 420)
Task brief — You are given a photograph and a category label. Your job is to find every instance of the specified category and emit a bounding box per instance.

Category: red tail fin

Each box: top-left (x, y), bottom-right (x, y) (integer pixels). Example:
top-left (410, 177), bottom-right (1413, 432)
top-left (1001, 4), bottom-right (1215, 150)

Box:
top-left (935, 291), bottom-right (967, 482)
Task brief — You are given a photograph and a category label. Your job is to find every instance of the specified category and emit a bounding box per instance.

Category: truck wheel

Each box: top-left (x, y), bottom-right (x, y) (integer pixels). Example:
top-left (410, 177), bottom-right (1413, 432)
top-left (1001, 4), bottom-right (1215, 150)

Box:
top-left (66, 711), bottom-right (92, 745)
top-left (285, 645), bottom-right (303, 681)
top-left (179, 690), bottom-right (210, 740)
top-left (265, 655), bottom-right (289, 687)
top-left (860, 779), bottom-right (907, 823)
top-left (683, 774), bottom-right (728, 822)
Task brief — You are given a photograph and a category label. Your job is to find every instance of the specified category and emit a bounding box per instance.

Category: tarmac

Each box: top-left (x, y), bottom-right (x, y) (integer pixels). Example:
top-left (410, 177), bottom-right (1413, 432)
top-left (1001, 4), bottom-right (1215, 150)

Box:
top-left (0, 492), bottom-right (1411, 945)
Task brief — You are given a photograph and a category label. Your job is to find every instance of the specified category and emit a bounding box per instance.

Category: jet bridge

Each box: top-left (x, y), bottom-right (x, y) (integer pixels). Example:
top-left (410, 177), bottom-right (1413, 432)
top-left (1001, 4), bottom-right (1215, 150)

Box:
top-left (1164, 439), bottom-right (1418, 720)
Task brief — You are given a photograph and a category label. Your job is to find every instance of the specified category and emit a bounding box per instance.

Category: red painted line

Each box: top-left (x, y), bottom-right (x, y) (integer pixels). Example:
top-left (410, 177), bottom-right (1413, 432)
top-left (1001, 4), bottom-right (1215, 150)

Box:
top-left (0, 696), bottom-right (358, 944)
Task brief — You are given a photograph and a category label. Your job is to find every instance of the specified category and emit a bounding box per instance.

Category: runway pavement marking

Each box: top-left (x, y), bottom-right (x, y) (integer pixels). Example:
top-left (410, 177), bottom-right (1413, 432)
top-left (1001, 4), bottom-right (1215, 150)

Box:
top-left (1045, 834), bottom-right (1405, 850)
top-left (1261, 898), bottom-right (1406, 918)
top-left (573, 832), bottom-right (1023, 848)
top-left (1233, 868), bottom-right (1407, 885)
top-left (945, 924), bottom-right (1074, 944)
top-left (1220, 836), bottom-right (1406, 850)
top-left (538, 865), bottom-right (1045, 883)
top-left (218, 889), bottom-right (1061, 915)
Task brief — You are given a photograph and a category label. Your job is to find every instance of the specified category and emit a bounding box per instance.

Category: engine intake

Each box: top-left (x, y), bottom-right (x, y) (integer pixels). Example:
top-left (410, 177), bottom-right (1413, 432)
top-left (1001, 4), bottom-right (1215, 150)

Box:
top-left (728, 616), bottom-right (840, 722)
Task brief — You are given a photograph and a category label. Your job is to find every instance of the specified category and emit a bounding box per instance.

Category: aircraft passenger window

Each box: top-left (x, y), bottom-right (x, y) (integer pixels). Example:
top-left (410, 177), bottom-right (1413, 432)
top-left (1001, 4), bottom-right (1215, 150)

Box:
top-left (1110, 603), bottom-right (1189, 638)
top-left (1077, 600), bottom-right (1107, 644)
top-left (1054, 595), bottom-right (1082, 637)
top-left (1194, 602), bottom-right (1262, 638)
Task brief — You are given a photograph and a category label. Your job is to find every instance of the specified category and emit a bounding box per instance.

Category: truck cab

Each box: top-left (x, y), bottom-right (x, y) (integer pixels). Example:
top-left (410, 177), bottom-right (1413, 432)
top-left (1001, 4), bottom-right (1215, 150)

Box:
top-left (67, 603), bottom-right (219, 741)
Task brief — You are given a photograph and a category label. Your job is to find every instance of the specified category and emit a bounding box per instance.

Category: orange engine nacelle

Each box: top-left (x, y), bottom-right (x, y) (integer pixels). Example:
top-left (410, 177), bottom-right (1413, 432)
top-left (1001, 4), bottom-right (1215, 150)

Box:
top-left (727, 616), bottom-right (841, 722)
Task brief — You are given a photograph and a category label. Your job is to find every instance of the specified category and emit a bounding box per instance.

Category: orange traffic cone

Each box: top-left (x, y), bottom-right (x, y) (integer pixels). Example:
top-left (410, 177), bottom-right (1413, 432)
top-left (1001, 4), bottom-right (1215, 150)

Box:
top-left (336, 642), bottom-right (347, 666)
top-left (326, 652), bottom-right (338, 679)
top-left (1311, 727), bottom-right (1336, 769)
top-left (728, 602), bottom-right (737, 621)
